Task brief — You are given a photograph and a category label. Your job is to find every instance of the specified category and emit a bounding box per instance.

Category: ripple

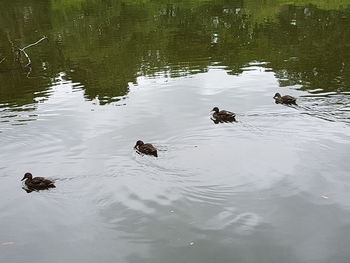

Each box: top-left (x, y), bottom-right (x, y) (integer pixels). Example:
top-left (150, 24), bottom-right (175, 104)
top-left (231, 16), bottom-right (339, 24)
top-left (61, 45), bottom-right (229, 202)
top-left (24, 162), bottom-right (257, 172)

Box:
top-left (202, 210), bottom-right (262, 233)
top-left (1, 56), bottom-right (350, 263)
top-left (299, 93), bottom-right (350, 124)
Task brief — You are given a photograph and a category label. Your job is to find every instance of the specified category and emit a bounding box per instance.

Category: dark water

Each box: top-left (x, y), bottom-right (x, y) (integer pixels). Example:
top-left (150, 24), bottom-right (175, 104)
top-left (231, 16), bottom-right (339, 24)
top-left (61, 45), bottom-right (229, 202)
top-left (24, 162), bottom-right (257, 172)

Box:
top-left (1, 0), bottom-right (350, 262)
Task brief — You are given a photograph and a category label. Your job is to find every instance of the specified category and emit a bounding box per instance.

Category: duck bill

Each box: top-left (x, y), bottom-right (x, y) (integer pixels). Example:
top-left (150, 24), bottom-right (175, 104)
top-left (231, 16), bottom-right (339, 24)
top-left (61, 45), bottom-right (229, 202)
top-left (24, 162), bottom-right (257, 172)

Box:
top-left (21, 176), bottom-right (26, 181)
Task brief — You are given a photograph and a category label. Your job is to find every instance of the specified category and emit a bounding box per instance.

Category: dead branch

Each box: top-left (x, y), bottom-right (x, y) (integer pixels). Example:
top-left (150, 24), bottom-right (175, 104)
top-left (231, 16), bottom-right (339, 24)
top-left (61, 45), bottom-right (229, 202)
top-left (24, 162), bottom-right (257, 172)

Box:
top-left (0, 57), bottom-right (6, 64)
top-left (22, 36), bottom-right (48, 51)
top-left (18, 36), bottom-right (48, 67)
top-left (6, 31), bottom-right (15, 53)
top-left (18, 48), bottom-right (32, 67)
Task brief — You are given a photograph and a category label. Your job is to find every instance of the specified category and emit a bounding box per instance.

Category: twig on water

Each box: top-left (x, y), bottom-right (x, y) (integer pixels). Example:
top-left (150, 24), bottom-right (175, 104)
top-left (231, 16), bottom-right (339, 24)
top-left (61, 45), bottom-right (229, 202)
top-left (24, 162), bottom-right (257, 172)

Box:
top-left (6, 31), bottom-right (16, 54)
top-left (19, 49), bottom-right (32, 67)
top-left (0, 57), bottom-right (6, 64)
top-left (22, 36), bottom-right (48, 50)
top-left (17, 36), bottom-right (48, 67)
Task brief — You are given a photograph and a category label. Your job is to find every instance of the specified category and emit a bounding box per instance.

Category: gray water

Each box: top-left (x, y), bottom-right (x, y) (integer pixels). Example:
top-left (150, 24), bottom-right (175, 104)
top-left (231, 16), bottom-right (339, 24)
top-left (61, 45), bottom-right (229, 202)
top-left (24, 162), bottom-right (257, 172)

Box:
top-left (1, 1), bottom-right (350, 262)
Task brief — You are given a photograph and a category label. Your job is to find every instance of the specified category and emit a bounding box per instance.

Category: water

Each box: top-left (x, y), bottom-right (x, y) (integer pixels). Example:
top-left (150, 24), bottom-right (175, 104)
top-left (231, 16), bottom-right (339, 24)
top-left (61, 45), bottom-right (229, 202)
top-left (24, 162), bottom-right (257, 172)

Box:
top-left (1, 1), bottom-right (350, 262)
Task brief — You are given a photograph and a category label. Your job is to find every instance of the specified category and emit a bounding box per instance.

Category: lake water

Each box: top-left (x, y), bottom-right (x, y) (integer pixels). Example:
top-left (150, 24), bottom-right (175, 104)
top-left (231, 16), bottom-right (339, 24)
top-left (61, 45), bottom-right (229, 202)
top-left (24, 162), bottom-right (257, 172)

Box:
top-left (1, 0), bottom-right (350, 262)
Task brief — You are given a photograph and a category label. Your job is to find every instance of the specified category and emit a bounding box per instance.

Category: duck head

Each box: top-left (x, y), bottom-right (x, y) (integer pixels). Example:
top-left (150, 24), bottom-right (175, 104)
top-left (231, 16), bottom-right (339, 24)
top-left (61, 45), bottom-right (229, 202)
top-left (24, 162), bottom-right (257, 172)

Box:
top-left (211, 107), bottom-right (219, 113)
top-left (135, 140), bottom-right (144, 148)
top-left (21, 172), bottom-right (33, 181)
top-left (273, 93), bottom-right (281, 99)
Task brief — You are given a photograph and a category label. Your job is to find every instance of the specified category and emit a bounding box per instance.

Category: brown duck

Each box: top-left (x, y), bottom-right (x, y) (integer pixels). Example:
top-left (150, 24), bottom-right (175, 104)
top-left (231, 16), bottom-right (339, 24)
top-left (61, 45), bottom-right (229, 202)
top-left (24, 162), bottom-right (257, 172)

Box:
top-left (134, 140), bottom-right (158, 157)
top-left (211, 107), bottom-right (236, 122)
top-left (21, 172), bottom-right (55, 190)
top-left (273, 93), bottom-right (297, 104)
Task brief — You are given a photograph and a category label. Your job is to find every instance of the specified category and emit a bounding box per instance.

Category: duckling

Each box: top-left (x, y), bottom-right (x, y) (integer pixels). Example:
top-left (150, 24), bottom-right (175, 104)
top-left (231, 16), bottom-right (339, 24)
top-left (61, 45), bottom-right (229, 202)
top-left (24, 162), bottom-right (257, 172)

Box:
top-left (21, 172), bottom-right (55, 190)
top-left (211, 107), bottom-right (236, 122)
top-left (273, 93), bottom-right (297, 104)
top-left (134, 140), bottom-right (158, 157)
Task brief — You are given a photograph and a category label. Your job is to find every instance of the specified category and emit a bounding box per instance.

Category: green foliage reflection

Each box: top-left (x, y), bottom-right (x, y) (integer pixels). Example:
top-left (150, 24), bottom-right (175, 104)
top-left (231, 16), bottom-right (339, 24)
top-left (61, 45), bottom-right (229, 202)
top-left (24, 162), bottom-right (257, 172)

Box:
top-left (0, 0), bottom-right (349, 106)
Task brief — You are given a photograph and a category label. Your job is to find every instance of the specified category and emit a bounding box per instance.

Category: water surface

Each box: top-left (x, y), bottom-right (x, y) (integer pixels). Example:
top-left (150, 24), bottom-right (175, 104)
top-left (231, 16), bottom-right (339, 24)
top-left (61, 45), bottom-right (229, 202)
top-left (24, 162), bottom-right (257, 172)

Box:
top-left (1, 0), bottom-right (350, 262)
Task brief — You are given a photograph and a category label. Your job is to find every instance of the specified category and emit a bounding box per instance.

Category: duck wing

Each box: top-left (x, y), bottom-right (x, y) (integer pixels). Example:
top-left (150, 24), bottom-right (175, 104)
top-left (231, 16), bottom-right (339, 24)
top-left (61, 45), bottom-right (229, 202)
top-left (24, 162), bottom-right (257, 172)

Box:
top-left (31, 177), bottom-right (55, 187)
top-left (31, 177), bottom-right (47, 184)
top-left (143, 144), bottom-right (157, 152)
top-left (282, 95), bottom-right (296, 104)
top-left (140, 144), bottom-right (158, 157)
top-left (218, 110), bottom-right (235, 117)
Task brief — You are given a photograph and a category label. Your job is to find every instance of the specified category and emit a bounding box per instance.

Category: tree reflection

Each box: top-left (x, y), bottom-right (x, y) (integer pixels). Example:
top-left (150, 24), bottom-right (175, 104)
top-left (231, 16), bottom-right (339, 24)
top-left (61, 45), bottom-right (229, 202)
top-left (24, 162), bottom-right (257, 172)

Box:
top-left (0, 0), bottom-right (349, 107)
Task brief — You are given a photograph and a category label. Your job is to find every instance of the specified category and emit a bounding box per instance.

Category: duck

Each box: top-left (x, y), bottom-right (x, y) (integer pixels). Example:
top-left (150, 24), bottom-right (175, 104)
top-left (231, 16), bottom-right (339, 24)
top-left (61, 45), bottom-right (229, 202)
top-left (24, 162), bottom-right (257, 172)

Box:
top-left (273, 93), bottom-right (297, 104)
top-left (21, 172), bottom-right (55, 190)
top-left (211, 107), bottom-right (236, 122)
top-left (134, 140), bottom-right (158, 157)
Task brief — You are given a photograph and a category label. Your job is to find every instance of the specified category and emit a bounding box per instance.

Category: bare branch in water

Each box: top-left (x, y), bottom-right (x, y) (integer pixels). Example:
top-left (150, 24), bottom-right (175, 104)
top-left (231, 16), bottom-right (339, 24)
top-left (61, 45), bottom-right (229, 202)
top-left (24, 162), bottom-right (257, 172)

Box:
top-left (6, 31), bottom-right (16, 54)
top-left (18, 48), bottom-right (32, 67)
top-left (22, 36), bottom-right (48, 51)
top-left (0, 57), bottom-right (6, 64)
top-left (18, 36), bottom-right (48, 67)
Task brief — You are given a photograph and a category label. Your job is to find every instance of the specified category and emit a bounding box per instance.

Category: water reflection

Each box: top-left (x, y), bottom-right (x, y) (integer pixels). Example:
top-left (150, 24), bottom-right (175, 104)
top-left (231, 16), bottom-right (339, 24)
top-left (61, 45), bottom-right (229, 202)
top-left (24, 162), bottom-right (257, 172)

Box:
top-left (0, 0), bottom-right (349, 108)
top-left (1, 63), bottom-right (350, 262)
top-left (1, 1), bottom-right (350, 263)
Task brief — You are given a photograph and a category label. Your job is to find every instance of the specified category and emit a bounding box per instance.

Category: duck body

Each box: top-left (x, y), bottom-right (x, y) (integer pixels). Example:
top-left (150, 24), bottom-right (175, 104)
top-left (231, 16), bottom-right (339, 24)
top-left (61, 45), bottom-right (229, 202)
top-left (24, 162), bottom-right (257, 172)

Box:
top-left (21, 173), bottom-right (55, 190)
top-left (211, 107), bottom-right (236, 122)
top-left (135, 140), bottom-right (158, 157)
top-left (273, 93), bottom-right (297, 104)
